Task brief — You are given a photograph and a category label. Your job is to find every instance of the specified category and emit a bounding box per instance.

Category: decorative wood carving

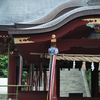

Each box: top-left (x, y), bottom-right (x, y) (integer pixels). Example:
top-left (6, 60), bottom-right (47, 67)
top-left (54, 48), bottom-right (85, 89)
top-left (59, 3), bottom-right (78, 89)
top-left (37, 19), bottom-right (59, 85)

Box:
top-left (14, 37), bottom-right (34, 44)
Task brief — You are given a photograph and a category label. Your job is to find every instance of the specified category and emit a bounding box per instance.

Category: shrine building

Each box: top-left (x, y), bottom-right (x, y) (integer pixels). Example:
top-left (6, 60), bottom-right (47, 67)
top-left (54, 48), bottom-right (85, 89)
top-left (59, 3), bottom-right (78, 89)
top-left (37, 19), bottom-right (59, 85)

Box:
top-left (0, 0), bottom-right (100, 100)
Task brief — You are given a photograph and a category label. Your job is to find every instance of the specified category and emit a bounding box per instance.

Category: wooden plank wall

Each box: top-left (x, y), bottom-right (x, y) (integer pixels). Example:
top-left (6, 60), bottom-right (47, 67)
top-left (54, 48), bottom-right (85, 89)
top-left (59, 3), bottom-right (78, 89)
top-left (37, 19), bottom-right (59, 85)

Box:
top-left (18, 91), bottom-right (47, 100)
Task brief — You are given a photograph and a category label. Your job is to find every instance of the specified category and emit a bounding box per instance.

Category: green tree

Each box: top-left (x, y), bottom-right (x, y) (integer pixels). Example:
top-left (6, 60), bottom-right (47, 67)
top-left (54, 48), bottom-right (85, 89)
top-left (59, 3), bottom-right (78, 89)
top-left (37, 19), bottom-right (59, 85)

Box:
top-left (0, 55), bottom-right (8, 78)
top-left (85, 69), bottom-right (91, 92)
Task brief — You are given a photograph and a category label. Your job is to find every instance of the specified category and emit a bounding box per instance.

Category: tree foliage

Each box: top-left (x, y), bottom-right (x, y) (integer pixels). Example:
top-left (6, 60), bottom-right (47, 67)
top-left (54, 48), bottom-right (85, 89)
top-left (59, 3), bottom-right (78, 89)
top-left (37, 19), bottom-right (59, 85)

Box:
top-left (0, 55), bottom-right (27, 83)
top-left (0, 55), bottom-right (8, 78)
top-left (85, 69), bottom-right (91, 92)
top-left (22, 71), bottom-right (28, 83)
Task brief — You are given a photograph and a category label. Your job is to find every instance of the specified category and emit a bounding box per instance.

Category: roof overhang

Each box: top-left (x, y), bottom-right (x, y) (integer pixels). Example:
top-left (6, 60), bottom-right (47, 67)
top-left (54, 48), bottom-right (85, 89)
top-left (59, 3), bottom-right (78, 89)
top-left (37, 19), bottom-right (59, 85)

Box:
top-left (5, 6), bottom-right (100, 63)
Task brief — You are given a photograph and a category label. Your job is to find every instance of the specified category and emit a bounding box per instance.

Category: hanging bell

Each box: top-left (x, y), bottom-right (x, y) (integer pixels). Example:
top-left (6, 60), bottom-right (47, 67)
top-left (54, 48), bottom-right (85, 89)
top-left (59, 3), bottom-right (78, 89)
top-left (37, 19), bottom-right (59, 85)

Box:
top-left (81, 61), bottom-right (86, 70)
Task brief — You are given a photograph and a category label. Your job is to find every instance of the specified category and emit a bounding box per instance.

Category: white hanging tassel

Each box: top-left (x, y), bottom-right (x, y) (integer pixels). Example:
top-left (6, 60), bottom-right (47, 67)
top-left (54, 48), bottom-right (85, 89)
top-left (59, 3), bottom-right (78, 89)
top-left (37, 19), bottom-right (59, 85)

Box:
top-left (98, 62), bottom-right (100, 71)
top-left (73, 60), bottom-right (75, 69)
top-left (91, 62), bottom-right (95, 71)
top-left (81, 61), bottom-right (86, 70)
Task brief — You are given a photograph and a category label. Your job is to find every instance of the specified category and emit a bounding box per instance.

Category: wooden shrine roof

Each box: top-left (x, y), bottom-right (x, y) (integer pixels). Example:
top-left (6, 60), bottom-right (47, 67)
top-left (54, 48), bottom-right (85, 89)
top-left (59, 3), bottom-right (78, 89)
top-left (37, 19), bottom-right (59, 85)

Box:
top-left (0, 0), bottom-right (90, 31)
top-left (0, 0), bottom-right (87, 26)
top-left (0, 0), bottom-right (100, 63)
top-left (8, 6), bottom-right (100, 35)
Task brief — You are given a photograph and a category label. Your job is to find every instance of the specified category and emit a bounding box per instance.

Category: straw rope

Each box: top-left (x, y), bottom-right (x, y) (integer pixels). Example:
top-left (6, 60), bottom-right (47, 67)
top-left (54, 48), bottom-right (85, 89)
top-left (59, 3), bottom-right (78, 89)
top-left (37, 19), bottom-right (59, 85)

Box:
top-left (46, 54), bottom-right (100, 62)
top-left (30, 53), bottom-right (100, 62)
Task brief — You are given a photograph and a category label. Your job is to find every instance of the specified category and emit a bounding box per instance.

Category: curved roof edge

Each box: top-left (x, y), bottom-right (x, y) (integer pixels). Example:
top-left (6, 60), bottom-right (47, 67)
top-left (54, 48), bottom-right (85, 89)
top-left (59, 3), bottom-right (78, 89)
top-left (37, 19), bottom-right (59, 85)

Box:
top-left (15, 0), bottom-right (88, 25)
top-left (8, 6), bottom-right (100, 34)
top-left (15, 6), bottom-right (79, 28)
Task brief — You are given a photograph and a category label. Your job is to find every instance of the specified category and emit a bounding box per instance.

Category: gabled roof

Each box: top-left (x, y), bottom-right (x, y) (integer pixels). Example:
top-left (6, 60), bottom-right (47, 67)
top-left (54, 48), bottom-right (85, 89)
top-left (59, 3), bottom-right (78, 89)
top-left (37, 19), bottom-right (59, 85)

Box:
top-left (0, 0), bottom-right (88, 25)
top-left (0, 0), bottom-right (86, 25)
top-left (8, 6), bottom-right (100, 35)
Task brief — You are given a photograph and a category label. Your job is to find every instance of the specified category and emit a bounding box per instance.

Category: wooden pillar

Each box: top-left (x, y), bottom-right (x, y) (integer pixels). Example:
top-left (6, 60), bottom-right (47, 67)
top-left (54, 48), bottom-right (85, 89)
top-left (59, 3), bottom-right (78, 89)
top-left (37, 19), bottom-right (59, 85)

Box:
top-left (30, 64), bottom-right (33, 91)
top-left (26, 72), bottom-right (30, 91)
top-left (35, 67), bottom-right (38, 91)
top-left (8, 56), bottom-right (17, 98)
top-left (18, 55), bottom-right (23, 85)
top-left (44, 67), bottom-right (47, 91)
top-left (30, 64), bottom-right (34, 91)
top-left (56, 63), bottom-right (60, 98)
top-left (91, 62), bottom-right (99, 97)
top-left (39, 63), bottom-right (43, 90)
